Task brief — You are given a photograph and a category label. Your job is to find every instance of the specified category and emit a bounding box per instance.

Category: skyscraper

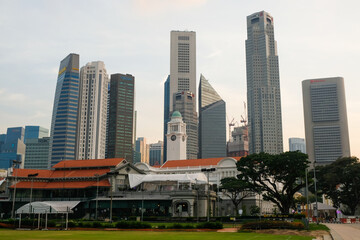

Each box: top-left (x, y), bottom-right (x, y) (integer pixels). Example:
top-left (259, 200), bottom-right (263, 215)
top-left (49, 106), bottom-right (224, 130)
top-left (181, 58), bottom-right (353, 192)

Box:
top-left (76, 61), bottom-right (109, 160)
top-left (149, 141), bottom-right (163, 166)
top-left (198, 74), bottom-right (226, 158)
top-left (49, 53), bottom-right (80, 167)
top-left (24, 126), bottom-right (49, 143)
top-left (135, 137), bottom-right (149, 164)
top-left (24, 137), bottom-right (50, 169)
top-left (165, 30), bottom-right (198, 159)
top-left (163, 75), bottom-right (170, 163)
top-left (288, 138), bottom-right (306, 154)
top-left (246, 11), bottom-right (283, 154)
top-left (106, 73), bottom-right (135, 162)
top-left (0, 127), bottom-right (26, 169)
top-left (302, 77), bottom-right (350, 165)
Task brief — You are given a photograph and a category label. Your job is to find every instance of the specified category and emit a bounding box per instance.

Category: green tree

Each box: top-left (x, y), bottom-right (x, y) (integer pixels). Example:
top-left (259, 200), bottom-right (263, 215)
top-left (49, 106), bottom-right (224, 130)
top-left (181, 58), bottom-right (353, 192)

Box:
top-left (316, 156), bottom-right (360, 215)
top-left (220, 177), bottom-right (250, 216)
top-left (237, 151), bottom-right (311, 214)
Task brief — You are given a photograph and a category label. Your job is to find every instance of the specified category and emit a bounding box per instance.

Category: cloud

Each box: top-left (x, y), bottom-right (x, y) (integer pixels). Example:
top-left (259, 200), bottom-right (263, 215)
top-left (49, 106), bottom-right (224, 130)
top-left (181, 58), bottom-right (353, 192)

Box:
top-left (133, 0), bottom-right (207, 16)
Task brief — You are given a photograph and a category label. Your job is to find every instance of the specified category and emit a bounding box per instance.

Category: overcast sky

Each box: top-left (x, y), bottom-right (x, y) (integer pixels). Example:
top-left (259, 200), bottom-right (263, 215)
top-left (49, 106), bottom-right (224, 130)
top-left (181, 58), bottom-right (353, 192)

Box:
top-left (0, 0), bottom-right (359, 157)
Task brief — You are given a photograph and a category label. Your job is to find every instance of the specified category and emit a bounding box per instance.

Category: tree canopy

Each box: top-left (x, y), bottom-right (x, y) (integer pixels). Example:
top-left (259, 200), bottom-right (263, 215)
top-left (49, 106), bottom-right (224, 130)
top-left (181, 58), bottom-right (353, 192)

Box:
top-left (220, 177), bottom-right (250, 216)
top-left (236, 151), bottom-right (311, 214)
top-left (316, 156), bottom-right (360, 215)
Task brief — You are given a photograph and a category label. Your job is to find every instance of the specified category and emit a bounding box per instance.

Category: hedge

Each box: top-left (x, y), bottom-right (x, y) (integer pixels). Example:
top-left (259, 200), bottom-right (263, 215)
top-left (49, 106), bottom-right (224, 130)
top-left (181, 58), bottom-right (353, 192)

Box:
top-left (241, 220), bottom-right (304, 230)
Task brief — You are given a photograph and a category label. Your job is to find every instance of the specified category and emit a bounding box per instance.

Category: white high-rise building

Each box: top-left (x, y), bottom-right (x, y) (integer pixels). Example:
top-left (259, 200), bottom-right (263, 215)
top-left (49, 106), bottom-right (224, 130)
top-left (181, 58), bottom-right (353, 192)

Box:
top-left (76, 61), bottom-right (109, 160)
top-left (246, 11), bottom-right (283, 154)
top-left (167, 111), bottom-right (187, 161)
top-left (302, 77), bottom-right (350, 165)
top-left (167, 30), bottom-right (198, 160)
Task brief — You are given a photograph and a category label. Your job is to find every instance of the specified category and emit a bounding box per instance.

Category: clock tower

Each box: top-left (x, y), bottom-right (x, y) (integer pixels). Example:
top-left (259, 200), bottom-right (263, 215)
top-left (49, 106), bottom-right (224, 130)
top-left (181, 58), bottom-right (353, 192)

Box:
top-left (166, 111), bottom-right (187, 161)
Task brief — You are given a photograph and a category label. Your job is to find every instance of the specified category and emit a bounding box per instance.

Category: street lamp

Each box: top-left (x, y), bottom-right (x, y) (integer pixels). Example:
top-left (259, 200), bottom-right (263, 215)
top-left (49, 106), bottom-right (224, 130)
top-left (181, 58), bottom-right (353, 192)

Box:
top-left (94, 174), bottom-right (99, 220)
top-left (11, 160), bottom-right (22, 219)
top-left (201, 168), bottom-right (216, 222)
top-left (106, 171), bottom-right (117, 223)
top-left (28, 173), bottom-right (39, 214)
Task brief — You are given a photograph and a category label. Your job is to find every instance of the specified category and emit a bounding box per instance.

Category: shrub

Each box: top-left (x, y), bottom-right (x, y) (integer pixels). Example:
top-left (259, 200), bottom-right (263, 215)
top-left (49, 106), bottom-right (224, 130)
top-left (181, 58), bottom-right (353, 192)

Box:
top-left (158, 225), bottom-right (166, 229)
top-left (293, 213), bottom-right (306, 219)
top-left (241, 220), bottom-right (304, 230)
top-left (196, 222), bottom-right (223, 229)
top-left (115, 221), bottom-right (151, 229)
top-left (67, 221), bottom-right (76, 228)
top-left (92, 222), bottom-right (102, 228)
top-left (83, 222), bottom-right (92, 228)
top-left (47, 220), bottom-right (56, 227)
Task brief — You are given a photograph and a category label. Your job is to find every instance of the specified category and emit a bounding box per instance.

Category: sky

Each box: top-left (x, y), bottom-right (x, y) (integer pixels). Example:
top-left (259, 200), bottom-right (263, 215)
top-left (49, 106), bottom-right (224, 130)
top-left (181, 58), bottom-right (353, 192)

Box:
top-left (0, 0), bottom-right (359, 157)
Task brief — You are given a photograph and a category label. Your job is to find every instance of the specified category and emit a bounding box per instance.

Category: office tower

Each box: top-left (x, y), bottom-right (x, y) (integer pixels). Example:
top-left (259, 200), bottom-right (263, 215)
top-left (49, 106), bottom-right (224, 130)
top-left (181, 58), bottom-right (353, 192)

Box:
top-left (227, 126), bottom-right (249, 157)
top-left (164, 31), bottom-right (198, 160)
top-left (0, 127), bottom-right (26, 169)
top-left (163, 75), bottom-right (170, 163)
top-left (49, 53), bottom-right (80, 167)
top-left (149, 141), bottom-right (163, 166)
top-left (246, 11), bottom-right (283, 154)
top-left (173, 91), bottom-right (198, 159)
top-left (198, 74), bottom-right (226, 158)
top-left (302, 77), bottom-right (350, 165)
top-left (135, 137), bottom-right (149, 164)
top-left (106, 73), bottom-right (135, 162)
top-left (24, 137), bottom-right (50, 169)
top-left (167, 111), bottom-right (187, 161)
top-left (289, 138), bottom-right (306, 154)
top-left (24, 126), bottom-right (49, 143)
top-left (76, 61), bottom-right (109, 160)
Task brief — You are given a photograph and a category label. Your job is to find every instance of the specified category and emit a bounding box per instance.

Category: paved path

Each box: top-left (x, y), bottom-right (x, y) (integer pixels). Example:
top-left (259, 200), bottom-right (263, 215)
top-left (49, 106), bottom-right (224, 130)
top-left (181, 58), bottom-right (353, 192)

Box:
top-left (325, 224), bottom-right (360, 240)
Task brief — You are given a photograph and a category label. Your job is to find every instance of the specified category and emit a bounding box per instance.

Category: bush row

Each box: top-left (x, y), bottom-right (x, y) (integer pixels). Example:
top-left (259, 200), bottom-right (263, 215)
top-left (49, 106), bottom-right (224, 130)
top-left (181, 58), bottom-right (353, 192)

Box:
top-left (158, 222), bottom-right (223, 229)
top-left (241, 220), bottom-right (305, 230)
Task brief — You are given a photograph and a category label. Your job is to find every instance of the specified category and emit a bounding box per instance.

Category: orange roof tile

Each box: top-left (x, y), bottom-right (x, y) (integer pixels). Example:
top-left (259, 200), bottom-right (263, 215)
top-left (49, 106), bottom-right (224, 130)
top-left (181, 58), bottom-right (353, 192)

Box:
top-left (12, 169), bottom-right (52, 178)
top-left (161, 157), bottom-right (241, 168)
top-left (52, 158), bottom-right (125, 169)
top-left (11, 179), bottom-right (110, 189)
top-left (12, 168), bottom-right (111, 179)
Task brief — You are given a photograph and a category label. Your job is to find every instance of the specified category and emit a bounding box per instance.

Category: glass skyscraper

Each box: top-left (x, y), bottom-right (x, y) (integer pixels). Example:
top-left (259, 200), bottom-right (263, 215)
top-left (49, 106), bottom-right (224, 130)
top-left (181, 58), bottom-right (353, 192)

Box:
top-left (24, 126), bottom-right (49, 143)
top-left (246, 11), bottom-right (283, 154)
top-left (163, 75), bottom-right (170, 163)
top-left (49, 53), bottom-right (80, 167)
top-left (198, 74), bottom-right (226, 158)
top-left (106, 73), bottom-right (135, 162)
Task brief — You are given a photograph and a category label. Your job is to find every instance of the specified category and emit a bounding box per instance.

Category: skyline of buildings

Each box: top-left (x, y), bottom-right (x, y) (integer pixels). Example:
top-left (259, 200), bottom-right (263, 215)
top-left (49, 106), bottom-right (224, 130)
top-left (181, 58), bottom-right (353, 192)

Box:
top-left (302, 77), bottom-right (351, 165)
top-left (288, 137), bottom-right (306, 154)
top-left (48, 53), bottom-right (80, 167)
top-left (0, 10), bottom-right (356, 170)
top-left (198, 74), bottom-right (226, 158)
top-left (246, 11), bottom-right (283, 155)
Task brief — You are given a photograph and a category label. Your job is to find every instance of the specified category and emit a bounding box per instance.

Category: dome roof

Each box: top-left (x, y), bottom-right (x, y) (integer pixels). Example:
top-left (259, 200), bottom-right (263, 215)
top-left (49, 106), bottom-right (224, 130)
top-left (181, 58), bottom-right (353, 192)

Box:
top-left (172, 111), bottom-right (182, 118)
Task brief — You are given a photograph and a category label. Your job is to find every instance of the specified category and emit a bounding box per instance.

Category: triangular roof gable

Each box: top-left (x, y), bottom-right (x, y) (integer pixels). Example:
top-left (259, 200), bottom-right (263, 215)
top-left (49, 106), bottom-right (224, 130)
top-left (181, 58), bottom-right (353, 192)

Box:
top-left (113, 162), bottom-right (145, 175)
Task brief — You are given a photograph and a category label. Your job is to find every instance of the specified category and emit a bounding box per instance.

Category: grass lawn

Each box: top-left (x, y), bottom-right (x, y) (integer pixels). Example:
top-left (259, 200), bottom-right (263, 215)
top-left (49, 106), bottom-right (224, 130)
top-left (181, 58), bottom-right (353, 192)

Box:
top-left (0, 230), bottom-right (314, 240)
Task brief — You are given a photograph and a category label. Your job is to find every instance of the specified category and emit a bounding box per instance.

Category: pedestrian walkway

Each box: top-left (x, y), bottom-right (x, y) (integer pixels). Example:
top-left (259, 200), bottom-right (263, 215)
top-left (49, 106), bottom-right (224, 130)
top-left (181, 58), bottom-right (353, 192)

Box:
top-left (325, 223), bottom-right (360, 240)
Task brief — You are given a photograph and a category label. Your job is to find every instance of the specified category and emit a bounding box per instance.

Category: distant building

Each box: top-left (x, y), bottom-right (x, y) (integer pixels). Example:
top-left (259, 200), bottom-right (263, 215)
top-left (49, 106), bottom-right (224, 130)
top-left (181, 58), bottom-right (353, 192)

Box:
top-left (24, 137), bottom-right (50, 169)
top-left (49, 53), bottom-right (80, 167)
top-left (302, 77), bottom-right (350, 165)
top-left (106, 73), bottom-right (135, 162)
top-left (198, 74), bottom-right (226, 158)
top-left (24, 126), bottom-right (49, 143)
top-left (164, 31), bottom-right (198, 160)
top-left (135, 137), bottom-right (149, 164)
top-left (246, 11), bottom-right (283, 154)
top-left (149, 141), bottom-right (163, 166)
top-left (227, 126), bottom-right (249, 157)
top-left (76, 61), bottom-right (109, 160)
top-left (0, 127), bottom-right (26, 169)
top-left (166, 111), bottom-right (187, 161)
top-left (289, 138), bottom-right (306, 153)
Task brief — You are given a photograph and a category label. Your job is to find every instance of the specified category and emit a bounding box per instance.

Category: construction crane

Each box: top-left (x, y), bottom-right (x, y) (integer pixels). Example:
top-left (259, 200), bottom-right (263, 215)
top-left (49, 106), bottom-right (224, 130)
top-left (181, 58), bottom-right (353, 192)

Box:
top-left (227, 116), bottom-right (235, 142)
top-left (240, 101), bottom-right (247, 127)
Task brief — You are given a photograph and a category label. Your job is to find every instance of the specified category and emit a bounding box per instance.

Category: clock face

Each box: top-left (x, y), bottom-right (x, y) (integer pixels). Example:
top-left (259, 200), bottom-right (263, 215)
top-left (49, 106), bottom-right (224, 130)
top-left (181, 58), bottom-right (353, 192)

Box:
top-left (171, 135), bottom-right (176, 141)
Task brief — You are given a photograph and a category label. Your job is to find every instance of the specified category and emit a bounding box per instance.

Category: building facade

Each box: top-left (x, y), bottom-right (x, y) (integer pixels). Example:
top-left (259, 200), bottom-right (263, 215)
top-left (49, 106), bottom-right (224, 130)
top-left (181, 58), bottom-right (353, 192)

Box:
top-left (24, 137), bottom-right (50, 169)
top-left (0, 127), bottom-right (26, 169)
top-left (164, 31), bottom-right (198, 160)
top-left (198, 74), bottom-right (226, 158)
top-left (76, 61), bottom-right (109, 160)
top-left (227, 126), bottom-right (249, 157)
top-left (106, 73), bottom-right (135, 162)
top-left (49, 53), bottom-right (80, 167)
top-left (246, 11), bottom-right (283, 154)
top-left (149, 141), bottom-right (163, 166)
top-left (302, 77), bottom-right (350, 165)
top-left (163, 76), bottom-right (170, 163)
top-left (135, 137), bottom-right (149, 164)
top-left (24, 126), bottom-right (49, 143)
top-left (288, 137), bottom-right (306, 153)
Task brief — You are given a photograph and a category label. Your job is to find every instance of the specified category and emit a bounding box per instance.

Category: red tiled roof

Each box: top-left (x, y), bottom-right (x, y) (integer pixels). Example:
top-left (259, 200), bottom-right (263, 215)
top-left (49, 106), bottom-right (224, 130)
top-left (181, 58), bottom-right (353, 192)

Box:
top-left (161, 157), bottom-right (241, 168)
top-left (10, 179), bottom-right (110, 189)
top-left (52, 158), bottom-right (125, 169)
top-left (12, 168), bottom-right (110, 179)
